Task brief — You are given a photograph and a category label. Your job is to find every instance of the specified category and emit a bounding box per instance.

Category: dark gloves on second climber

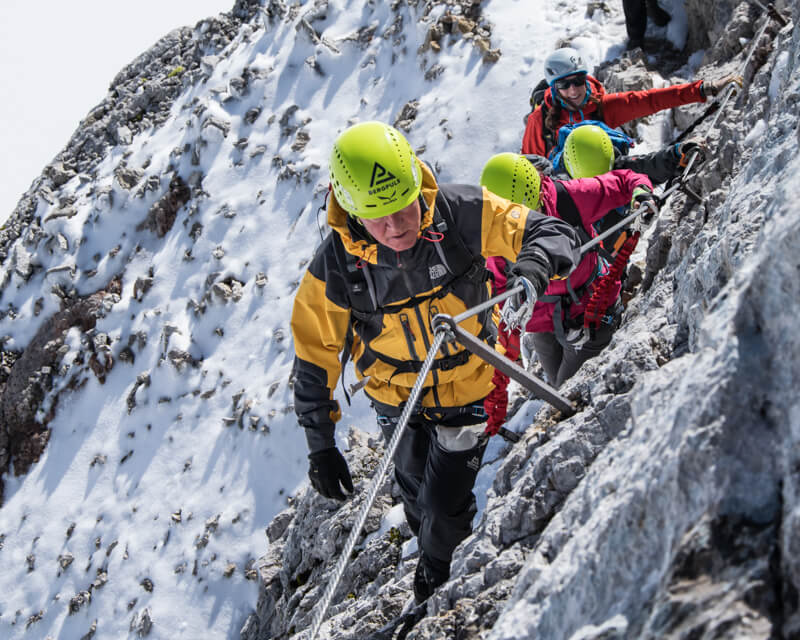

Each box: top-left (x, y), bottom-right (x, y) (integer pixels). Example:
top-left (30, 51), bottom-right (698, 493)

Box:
top-left (674, 139), bottom-right (708, 169)
top-left (308, 447), bottom-right (354, 500)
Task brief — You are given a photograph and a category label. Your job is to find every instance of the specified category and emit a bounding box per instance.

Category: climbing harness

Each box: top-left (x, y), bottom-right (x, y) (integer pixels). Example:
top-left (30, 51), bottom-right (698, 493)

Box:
top-left (307, 283), bottom-right (574, 640)
top-left (558, 201), bottom-right (656, 339)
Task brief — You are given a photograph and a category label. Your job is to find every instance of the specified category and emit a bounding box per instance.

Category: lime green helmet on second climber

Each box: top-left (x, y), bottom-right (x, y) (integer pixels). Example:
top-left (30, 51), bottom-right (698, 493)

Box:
top-left (330, 121), bottom-right (422, 219)
top-left (563, 125), bottom-right (615, 178)
top-left (479, 152), bottom-right (541, 209)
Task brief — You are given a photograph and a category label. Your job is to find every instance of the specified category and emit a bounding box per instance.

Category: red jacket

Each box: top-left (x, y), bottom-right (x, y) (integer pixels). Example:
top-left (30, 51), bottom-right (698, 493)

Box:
top-left (487, 169), bottom-right (652, 333)
top-left (521, 75), bottom-right (706, 156)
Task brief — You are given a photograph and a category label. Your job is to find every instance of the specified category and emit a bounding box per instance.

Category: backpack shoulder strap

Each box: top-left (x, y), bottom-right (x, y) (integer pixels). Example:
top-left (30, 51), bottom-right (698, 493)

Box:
top-left (328, 232), bottom-right (373, 406)
top-left (432, 192), bottom-right (487, 284)
top-left (540, 102), bottom-right (556, 157)
top-left (553, 181), bottom-right (584, 230)
top-left (329, 231), bottom-right (377, 315)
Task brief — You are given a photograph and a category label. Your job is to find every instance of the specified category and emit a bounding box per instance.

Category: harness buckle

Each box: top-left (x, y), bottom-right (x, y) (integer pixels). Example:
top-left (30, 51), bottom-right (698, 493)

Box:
top-left (471, 404), bottom-right (488, 418)
top-left (376, 415), bottom-right (396, 428)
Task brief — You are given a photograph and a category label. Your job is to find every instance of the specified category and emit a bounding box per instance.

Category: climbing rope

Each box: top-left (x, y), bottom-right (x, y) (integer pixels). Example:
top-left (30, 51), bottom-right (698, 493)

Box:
top-left (308, 331), bottom-right (446, 640)
top-left (583, 231), bottom-right (640, 329)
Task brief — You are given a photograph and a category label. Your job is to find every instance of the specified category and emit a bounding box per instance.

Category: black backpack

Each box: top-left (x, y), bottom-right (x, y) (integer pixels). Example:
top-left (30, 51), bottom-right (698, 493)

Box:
top-left (530, 78), bottom-right (549, 108)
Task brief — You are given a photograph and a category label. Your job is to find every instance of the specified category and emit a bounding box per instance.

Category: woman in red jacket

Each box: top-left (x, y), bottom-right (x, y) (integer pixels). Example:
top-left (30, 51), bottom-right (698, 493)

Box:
top-left (522, 47), bottom-right (734, 158)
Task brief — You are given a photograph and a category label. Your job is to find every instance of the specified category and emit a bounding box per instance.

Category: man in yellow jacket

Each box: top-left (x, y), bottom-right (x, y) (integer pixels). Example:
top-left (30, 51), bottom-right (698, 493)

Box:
top-left (291, 121), bottom-right (580, 602)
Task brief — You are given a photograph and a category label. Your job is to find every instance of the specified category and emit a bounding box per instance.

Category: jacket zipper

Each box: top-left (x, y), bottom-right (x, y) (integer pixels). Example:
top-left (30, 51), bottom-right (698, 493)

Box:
top-left (412, 298), bottom-right (441, 406)
top-left (399, 313), bottom-right (420, 361)
top-left (398, 267), bottom-right (442, 400)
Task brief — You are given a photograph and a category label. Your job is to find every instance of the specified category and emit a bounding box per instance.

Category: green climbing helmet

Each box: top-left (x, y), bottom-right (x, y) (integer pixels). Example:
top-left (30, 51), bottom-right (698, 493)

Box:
top-left (562, 125), bottom-right (615, 178)
top-left (479, 152), bottom-right (541, 209)
top-left (329, 121), bottom-right (422, 219)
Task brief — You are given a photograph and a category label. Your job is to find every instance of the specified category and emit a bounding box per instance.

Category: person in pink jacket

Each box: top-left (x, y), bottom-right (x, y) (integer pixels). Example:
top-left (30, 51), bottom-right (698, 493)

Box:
top-left (480, 152), bottom-right (654, 387)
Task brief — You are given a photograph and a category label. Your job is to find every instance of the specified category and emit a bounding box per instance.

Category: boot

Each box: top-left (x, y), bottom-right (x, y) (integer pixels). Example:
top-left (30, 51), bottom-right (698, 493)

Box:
top-left (413, 553), bottom-right (450, 603)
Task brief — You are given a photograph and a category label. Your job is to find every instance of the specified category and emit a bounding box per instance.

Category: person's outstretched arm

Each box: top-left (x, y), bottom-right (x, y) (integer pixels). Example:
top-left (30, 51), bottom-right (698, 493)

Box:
top-left (602, 80), bottom-right (706, 129)
top-left (561, 169), bottom-right (654, 227)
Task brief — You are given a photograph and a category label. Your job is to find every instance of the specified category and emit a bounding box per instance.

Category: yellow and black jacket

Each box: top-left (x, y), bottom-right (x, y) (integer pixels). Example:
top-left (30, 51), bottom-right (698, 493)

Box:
top-left (291, 163), bottom-right (579, 449)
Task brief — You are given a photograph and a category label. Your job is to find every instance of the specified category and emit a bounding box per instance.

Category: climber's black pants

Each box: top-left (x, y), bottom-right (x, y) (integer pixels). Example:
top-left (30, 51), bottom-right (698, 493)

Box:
top-left (378, 416), bottom-right (486, 567)
top-left (532, 319), bottom-right (617, 388)
top-left (623, 0), bottom-right (671, 41)
top-left (622, 0), bottom-right (648, 41)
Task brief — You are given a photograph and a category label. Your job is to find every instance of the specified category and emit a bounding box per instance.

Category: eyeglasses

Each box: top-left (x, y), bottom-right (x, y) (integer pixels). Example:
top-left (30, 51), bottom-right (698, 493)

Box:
top-left (554, 74), bottom-right (586, 91)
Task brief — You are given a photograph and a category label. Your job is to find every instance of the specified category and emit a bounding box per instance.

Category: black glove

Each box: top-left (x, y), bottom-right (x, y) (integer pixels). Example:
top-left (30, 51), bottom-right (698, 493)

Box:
top-left (673, 140), bottom-right (706, 169)
top-left (631, 185), bottom-right (657, 223)
top-left (701, 74), bottom-right (742, 98)
top-left (509, 251), bottom-right (550, 298)
top-left (308, 447), bottom-right (354, 500)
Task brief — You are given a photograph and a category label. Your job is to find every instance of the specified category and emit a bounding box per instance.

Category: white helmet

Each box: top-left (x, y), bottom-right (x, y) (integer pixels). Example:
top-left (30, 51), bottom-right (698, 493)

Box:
top-left (544, 47), bottom-right (587, 85)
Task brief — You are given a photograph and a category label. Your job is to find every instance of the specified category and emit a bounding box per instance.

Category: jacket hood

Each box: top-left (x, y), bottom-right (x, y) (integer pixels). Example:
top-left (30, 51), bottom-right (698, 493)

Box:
top-left (327, 160), bottom-right (438, 264)
top-left (544, 74), bottom-right (606, 110)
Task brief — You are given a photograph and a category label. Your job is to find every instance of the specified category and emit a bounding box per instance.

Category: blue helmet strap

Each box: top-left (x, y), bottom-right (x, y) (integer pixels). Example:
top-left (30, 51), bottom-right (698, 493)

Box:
top-left (581, 79), bottom-right (590, 105)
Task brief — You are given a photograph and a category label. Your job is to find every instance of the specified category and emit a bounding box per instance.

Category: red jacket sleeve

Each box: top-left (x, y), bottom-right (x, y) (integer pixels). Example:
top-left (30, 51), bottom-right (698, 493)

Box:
top-left (486, 256), bottom-right (508, 294)
top-left (521, 107), bottom-right (547, 156)
top-left (563, 169), bottom-right (653, 227)
top-left (601, 80), bottom-right (706, 129)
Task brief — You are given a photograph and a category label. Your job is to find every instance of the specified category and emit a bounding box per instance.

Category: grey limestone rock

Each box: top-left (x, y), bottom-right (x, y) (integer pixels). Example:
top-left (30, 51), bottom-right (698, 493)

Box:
top-left (245, 5), bottom-right (800, 639)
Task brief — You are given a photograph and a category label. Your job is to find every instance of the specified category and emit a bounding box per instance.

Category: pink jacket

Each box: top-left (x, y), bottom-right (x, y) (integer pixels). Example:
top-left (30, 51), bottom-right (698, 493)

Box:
top-left (487, 170), bottom-right (652, 333)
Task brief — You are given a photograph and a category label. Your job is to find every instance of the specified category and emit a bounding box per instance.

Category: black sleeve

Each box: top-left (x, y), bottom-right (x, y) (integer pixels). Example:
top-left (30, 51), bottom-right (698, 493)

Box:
top-left (616, 146), bottom-right (679, 185)
top-left (512, 210), bottom-right (581, 295)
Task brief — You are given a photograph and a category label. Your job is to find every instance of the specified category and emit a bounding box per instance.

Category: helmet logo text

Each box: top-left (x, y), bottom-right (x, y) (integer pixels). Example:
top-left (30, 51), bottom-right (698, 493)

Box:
top-left (369, 163), bottom-right (400, 196)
